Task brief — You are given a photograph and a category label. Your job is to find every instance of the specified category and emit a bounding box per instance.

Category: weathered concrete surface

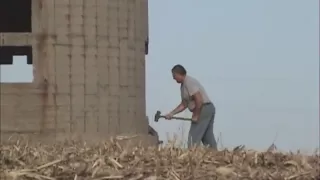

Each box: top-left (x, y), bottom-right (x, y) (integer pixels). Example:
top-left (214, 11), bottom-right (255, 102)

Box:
top-left (0, 0), bottom-right (157, 144)
top-left (1, 132), bottom-right (159, 148)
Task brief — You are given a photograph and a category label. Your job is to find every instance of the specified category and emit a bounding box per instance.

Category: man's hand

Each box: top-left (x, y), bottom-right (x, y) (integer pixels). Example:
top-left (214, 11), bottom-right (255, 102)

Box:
top-left (191, 114), bottom-right (199, 122)
top-left (165, 101), bottom-right (187, 121)
top-left (164, 112), bottom-right (174, 120)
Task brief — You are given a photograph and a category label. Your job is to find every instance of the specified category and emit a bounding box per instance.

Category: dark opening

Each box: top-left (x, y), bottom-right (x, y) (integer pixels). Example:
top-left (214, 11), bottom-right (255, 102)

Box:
top-left (0, 46), bottom-right (33, 65)
top-left (145, 37), bottom-right (149, 55)
top-left (0, 0), bottom-right (32, 32)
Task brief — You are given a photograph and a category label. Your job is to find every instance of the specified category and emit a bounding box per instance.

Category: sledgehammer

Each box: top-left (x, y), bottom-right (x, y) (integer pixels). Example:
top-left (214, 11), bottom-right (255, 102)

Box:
top-left (154, 110), bottom-right (192, 122)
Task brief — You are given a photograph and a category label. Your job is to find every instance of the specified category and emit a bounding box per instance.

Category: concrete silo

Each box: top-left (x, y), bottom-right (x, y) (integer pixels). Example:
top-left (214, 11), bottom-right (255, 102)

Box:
top-left (0, 0), bottom-right (157, 144)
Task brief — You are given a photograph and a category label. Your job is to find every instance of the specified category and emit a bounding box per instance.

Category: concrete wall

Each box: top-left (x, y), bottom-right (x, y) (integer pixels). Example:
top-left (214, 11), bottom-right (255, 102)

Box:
top-left (0, 0), bottom-right (156, 143)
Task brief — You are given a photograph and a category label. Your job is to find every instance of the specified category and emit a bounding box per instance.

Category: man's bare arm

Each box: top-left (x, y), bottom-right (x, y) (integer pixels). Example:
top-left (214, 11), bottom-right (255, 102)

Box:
top-left (170, 100), bottom-right (187, 115)
top-left (191, 92), bottom-right (203, 120)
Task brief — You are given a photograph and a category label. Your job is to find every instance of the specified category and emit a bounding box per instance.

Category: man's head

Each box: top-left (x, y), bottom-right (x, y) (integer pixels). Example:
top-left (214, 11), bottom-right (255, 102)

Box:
top-left (171, 64), bottom-right (187, 83)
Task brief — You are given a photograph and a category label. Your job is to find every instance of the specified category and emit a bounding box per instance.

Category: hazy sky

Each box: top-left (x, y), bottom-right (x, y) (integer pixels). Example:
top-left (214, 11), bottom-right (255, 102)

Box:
top-left (1, 0), bottom-right (319, 152)
top-left (146, 0), bottom-right (319, 152)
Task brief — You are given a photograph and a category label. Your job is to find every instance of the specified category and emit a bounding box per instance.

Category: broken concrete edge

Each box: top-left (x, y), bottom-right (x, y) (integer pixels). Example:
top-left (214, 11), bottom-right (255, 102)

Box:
top-left (146, 116), bottom-right (163, 145)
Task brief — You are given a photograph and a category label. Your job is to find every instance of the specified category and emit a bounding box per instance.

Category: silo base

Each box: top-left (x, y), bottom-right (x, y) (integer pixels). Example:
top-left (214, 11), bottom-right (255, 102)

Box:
top-left (0, 132), bottom-right (159, 148)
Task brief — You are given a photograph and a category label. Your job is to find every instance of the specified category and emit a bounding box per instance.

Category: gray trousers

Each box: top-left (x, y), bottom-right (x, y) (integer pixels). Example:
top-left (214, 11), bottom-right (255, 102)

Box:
top-left (188, 103), bottom-right (217, 150)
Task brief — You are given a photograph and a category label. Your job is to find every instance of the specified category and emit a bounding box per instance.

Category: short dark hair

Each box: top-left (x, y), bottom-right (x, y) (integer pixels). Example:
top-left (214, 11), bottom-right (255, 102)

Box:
top-left (171, 64), bottom-right (187, 75)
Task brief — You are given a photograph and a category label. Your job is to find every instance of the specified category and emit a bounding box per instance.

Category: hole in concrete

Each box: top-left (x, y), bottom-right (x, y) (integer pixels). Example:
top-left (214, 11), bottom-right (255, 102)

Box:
top-left (0, 46), bottom-right (33, 83)
top-left (0, 46), bottom-right (33, 65)
top-left (0, 56), bottom-right (33, 83)
top-left (0, 0), bottom-right (32, 32)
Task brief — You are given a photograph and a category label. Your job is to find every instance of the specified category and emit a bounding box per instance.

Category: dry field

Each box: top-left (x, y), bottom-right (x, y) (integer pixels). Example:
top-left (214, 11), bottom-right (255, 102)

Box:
top-left (0, 137), bottom-right (319, 180)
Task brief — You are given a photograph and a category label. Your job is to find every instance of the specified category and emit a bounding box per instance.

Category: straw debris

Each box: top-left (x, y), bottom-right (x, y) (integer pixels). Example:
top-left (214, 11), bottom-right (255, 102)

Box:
top-left (0, 139), bottom-right (319, 180)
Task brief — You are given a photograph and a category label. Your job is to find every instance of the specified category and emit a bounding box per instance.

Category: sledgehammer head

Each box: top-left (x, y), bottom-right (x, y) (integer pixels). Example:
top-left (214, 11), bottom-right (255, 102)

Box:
top-left (154, 111), bottom-right (161, 122)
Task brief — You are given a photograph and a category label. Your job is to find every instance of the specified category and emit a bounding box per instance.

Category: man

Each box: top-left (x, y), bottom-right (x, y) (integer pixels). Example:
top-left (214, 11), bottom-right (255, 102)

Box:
top-left (164, 64), bottom-right (217, 149)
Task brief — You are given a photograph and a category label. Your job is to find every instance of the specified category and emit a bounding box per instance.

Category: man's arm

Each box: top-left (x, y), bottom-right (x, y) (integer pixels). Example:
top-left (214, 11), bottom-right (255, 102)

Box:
top-left (185, 80), bottom-right (203, 121)
top-left (170, 100), bottom-right (187, 115)
top-left (191, 92), bottom-right (203, 120)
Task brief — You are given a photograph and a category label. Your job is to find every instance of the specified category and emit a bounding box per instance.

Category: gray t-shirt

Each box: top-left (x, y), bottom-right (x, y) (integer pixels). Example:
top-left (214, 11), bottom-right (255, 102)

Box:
top-left (180, 75), bottom-right (212, 111)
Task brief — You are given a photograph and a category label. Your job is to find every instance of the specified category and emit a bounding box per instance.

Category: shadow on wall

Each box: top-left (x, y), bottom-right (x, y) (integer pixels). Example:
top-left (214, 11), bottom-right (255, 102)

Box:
top-left (0, 56), bottom-right (33, 83)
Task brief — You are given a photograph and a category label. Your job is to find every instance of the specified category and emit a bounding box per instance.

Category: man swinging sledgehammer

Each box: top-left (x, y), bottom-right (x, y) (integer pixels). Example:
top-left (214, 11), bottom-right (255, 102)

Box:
top-left (163, 64), bottom-right (218, 150)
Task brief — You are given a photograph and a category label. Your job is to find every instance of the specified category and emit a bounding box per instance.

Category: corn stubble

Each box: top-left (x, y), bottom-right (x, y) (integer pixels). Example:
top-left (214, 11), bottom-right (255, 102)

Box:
top-left (0, 137), bottom-right (319, 180)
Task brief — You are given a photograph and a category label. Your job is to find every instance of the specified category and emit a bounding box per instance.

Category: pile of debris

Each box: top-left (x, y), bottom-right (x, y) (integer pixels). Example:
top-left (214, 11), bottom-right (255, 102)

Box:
top-left (0, 139), bottom-right (319, 180)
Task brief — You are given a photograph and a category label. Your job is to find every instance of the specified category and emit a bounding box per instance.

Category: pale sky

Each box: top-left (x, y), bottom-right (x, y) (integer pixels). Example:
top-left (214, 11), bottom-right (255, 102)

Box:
top-left (1, 0), bottom-right (319, 152)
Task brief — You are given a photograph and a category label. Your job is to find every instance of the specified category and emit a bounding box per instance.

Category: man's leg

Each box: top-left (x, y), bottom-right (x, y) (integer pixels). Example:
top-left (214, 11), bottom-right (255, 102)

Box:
top-left (187, 104), bottom-right (213, 148)
top-left (202, 110), bottom-right (218, 150)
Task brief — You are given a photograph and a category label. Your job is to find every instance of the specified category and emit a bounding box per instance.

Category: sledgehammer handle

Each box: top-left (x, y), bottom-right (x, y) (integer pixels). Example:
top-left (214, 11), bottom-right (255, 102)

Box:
top-left (159, 115), bottom-right (192, 121)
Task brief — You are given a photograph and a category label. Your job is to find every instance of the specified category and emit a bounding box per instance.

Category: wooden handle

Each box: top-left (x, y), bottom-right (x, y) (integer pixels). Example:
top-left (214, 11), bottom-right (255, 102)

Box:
top-left (159, 115), bottom-right (192, 121)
